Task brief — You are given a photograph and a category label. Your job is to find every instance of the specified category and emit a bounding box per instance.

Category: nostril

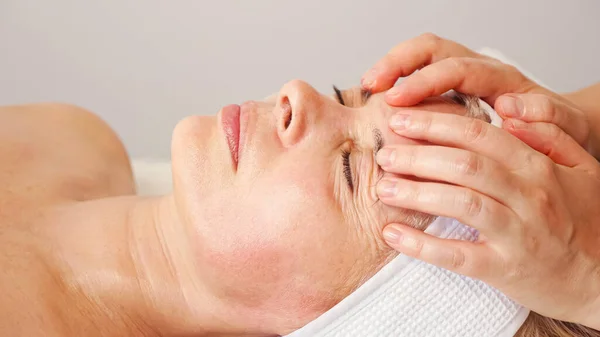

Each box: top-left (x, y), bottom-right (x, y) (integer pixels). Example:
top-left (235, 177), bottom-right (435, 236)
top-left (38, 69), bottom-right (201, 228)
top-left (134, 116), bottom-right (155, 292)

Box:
top-left (281, 96), bottom-right (293, 130)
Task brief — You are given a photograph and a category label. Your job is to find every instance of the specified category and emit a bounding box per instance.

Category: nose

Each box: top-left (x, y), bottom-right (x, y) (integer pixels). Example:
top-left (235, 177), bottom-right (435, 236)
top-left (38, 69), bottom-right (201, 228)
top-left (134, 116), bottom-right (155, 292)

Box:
top-left (274, 80), bottom-right (321, 147)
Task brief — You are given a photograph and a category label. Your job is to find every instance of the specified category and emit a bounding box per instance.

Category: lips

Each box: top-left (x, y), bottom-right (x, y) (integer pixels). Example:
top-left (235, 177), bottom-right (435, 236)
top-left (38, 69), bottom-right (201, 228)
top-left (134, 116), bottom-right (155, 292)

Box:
top-left (221, 104), bottom-right (241, 169)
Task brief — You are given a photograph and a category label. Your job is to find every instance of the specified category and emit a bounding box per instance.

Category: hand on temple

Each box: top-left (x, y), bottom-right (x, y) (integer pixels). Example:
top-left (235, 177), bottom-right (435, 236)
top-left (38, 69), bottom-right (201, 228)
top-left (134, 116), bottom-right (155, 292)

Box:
top-left (364, 34), bottom-right (600, 330)
top-left (375, 106), bottom-right (600, 330)
top-left (361, 33), bottom-right (599, 158)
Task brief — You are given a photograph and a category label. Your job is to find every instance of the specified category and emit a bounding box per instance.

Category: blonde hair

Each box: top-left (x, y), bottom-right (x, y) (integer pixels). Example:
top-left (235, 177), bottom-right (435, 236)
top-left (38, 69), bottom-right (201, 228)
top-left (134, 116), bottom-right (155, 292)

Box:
top-left (516, 312), bottom-right (600, 337)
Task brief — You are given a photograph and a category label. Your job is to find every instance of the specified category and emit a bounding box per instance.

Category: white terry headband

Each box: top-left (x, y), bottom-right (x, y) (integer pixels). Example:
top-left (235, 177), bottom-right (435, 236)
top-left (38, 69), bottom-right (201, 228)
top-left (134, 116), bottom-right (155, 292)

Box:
top-left (286, 95), bottom-right (530, 337)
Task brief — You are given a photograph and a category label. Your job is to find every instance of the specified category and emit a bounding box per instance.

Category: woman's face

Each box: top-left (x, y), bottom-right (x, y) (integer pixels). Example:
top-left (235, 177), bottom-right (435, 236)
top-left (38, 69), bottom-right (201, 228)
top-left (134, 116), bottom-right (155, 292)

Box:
top-left (171, 80), bottom-right (470, 333)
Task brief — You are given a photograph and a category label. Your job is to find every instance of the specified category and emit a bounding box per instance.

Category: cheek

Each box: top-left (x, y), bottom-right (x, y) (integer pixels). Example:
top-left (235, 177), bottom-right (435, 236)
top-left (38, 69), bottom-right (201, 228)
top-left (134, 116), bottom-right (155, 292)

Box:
top-left (189, 154), bottom-right (392, 325)
top-left (196, 174), bottom-right (343, 306)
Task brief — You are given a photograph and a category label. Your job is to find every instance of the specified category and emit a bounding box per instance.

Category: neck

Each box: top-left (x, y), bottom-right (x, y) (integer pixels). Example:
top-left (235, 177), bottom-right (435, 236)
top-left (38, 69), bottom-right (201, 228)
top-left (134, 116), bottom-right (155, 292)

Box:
top-left (44, 195), bottom-right (269, 337)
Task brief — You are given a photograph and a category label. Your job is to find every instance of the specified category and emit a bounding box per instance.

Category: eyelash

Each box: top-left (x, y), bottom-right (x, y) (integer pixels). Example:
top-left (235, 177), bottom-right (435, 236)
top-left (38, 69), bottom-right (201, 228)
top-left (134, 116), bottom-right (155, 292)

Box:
top-left (333, 85), bottom-right (372, 107)
top-left (341, 149), bottom-right (353, 191)
top-left (333, 85), bottom-right (345, 106)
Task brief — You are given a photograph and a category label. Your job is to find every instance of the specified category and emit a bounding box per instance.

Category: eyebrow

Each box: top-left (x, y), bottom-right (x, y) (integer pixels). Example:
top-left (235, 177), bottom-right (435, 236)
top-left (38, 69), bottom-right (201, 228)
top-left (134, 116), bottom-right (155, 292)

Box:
top-left (373, 127), bottom-right (384, 153)
top-left (443, 91), bottom-right (491, 123)
top-left (332, 86), bottom-right (384, 151)
top-left (362, 89), bottom-right (373, 104)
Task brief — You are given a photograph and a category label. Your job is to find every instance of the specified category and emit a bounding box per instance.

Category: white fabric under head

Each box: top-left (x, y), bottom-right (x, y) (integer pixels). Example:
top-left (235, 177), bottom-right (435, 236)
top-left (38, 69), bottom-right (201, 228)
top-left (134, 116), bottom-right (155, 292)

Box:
top-left (285, 97), bottom-right (530, 337)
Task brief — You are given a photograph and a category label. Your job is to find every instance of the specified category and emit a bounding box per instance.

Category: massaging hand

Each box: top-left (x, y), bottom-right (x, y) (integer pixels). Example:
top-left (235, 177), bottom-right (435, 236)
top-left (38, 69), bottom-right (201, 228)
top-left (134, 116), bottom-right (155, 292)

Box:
top-left (360, 33), bottom-right (591, 150)
top-left (362, 34), bottom-right (600, 329)
top-left (372, 107), bottom-right (600, 330)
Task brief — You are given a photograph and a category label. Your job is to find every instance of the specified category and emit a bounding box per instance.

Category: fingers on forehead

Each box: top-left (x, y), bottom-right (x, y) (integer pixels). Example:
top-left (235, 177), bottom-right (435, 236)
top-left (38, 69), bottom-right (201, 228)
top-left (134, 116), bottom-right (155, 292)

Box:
top-left (370, 34), bottom-right (476, 92)
top-left (386, 34), bottom-right (476, 71)
top-left (394, 58), bottom-right (521, 106)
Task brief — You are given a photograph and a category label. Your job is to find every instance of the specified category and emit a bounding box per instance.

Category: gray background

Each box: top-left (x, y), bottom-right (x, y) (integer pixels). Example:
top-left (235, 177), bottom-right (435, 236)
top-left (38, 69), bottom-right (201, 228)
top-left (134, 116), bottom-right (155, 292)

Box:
top-left (1, 0), bottom-right (598, 159)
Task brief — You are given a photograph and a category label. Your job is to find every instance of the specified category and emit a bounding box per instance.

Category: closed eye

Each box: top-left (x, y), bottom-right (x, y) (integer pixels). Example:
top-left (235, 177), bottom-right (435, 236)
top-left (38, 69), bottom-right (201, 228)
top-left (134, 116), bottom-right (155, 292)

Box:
top-left (333, 85), bottom-right (379, 192)
top-left (333, 85), bottom-right (372, 107)
top-left (341, 149), bottom-right (353, 190)
top-left (334, 85), bottom-right (346, 106)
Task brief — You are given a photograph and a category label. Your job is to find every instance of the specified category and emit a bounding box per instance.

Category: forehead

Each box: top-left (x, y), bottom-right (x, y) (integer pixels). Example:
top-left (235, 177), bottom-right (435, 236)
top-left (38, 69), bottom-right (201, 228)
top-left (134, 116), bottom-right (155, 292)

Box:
top-left (350, 89), bottom-right (468, 147)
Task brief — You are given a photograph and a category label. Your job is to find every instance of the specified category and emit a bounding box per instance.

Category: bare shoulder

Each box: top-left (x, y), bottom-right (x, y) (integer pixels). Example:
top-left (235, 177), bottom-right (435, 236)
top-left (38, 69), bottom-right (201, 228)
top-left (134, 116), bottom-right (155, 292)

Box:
top-left (0, 103), bottom-right (136, 204)
top-left (0, 103), bottom-right (138, 335)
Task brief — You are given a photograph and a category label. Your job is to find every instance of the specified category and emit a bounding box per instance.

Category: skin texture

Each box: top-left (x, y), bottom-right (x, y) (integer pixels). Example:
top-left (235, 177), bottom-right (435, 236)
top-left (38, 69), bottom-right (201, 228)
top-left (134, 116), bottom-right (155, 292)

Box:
top-left (169, 81), bottom-right (471, 333)
top-left (0, 83), bottom-right (474, 336)
top-left (361, 33), bottom-right (600, 330)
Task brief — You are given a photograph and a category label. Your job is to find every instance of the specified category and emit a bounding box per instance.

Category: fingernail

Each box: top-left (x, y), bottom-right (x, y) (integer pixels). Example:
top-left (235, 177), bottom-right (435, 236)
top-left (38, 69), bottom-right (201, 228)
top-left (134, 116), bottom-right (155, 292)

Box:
top-left (377, 179), bottom-right (398, 197)
top-left (383, 226), bottom-right (402, 244)
top-left (376, 148), bottom-right (395, 167)
top-left (361, 69), bottom-right (378, 89)
top-left (498, 96), bottom-right (524, 117)
top-left (390, 114), bottom-right (410, 129)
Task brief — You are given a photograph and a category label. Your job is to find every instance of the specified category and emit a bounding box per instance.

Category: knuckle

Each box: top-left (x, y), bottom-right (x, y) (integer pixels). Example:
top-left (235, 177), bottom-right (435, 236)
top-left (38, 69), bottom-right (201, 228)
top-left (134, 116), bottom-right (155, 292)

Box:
top-left (420, 32), bottom-right (442, 45)
top-left (503, 64), bottom-right (528, 82)
top-left (410, 238), bottom-right (425, 258)
top-left (455, 153), bottom-right (482, 177)
top-left (521, 149), bottom-right (538, 166)
top-left (405, 146), bottom-right (419, 170)
top-left (535, 155), bottom-right (557, 179)
top-left (461, 190), bottom-right (483, 218)
top-left (420, 33), bottom-right (443, 55)
top-left (504, 64), bottom-right (532, 86)
top-left (503, 64), bottom-right (521, 75)
top-left (505, 261), bottom-right (527, 283)
top-left (446, 57), bottom-right (467, 73)
top-left (502, 252), bottom-right (531, 284)
top-left (463, 119), bottom-right (488, 143)
top-left (524, 235), bottom-right (541, 255)
top-left (405, 182), bottom-right (422, 202)
top-left (545, 123), bottom-right (563, 141)
top-left (450, 248), bottom-right (467, 270)
top-left (530, 186), bottom-right (553, 210)
top-left (411, 114), bottom-right (433, 135)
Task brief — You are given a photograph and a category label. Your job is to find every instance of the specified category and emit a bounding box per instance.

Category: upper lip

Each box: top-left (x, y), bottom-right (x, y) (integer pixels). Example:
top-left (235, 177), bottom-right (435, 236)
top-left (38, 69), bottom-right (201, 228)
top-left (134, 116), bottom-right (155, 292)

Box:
top-left (238, 103), bottom-right (249, 165)
top-left (221, 104), bottom-right (242, 170)
top-left (221, 102), bottom-right (252, 171)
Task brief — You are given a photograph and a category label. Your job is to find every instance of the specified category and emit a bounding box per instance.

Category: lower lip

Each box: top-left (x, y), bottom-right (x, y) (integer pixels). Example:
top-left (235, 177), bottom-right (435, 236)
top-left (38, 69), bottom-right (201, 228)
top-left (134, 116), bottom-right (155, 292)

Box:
top-left (221, 104), bottom-right (241, 169)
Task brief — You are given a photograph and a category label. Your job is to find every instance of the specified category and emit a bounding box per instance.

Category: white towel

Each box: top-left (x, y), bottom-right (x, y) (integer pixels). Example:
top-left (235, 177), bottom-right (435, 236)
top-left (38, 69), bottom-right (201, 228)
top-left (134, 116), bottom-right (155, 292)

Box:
top-left (285, 216), bottom-right (529, 337)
